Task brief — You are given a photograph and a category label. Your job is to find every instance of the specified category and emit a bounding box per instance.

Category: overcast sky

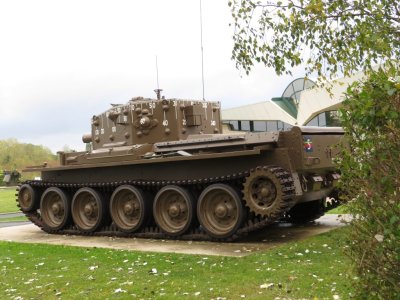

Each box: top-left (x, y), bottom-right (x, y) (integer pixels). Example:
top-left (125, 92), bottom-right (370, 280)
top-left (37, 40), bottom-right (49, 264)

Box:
top-left (0, 0), bottom-right (305, 153)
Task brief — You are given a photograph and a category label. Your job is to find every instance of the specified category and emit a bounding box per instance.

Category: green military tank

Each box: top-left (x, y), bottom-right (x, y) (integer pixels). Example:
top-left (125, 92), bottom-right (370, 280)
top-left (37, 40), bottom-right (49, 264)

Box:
top-left (17, 91), bottom-right (343, 241)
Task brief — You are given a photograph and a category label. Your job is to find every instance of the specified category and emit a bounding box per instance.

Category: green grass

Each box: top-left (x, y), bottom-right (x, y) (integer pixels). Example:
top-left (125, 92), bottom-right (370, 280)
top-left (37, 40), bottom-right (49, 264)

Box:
top-left (0, 188), bottom-right (19, 213)
top-left (326, 204), bottom-right (348, 214)
top-left (0, 227), bottom-right (354, 299)
top-left (0, 216), bottom-right (28, 223)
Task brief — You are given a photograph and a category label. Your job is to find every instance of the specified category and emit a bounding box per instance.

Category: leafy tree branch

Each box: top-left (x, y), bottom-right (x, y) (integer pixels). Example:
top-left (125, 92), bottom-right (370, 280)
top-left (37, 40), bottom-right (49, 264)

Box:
top-left (229, 0), bottom-right (399, 79)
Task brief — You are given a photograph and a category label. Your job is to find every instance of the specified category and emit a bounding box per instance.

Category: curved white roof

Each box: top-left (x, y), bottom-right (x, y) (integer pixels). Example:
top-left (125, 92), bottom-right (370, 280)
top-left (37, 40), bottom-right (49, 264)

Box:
top-left (297, 69), bottom-right (373, 125)
top-left (221, 100), bottom-right (297, 125)
top-left (222, 67), bottom-right (378, 126)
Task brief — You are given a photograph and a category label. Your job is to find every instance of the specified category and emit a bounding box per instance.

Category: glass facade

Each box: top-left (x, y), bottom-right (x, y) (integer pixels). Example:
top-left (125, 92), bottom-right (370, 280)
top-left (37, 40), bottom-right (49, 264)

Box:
top-left (305, 111), bottom-right (341, 127)
top-left (224, 120), bottom-right (292, 132)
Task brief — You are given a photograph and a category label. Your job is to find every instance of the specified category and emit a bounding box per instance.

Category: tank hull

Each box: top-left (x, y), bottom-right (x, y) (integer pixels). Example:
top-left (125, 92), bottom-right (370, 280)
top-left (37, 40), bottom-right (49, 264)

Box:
top-left (17, 96), bottom-right (344, 241)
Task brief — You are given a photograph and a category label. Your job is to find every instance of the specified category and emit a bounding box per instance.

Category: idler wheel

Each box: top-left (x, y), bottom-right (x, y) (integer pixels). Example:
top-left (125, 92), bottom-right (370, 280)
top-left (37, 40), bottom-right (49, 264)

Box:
top-left (242, 166), bottom-right (290, 218)
top-left (40, 187), bottom-right (71, 231)
top-left (72, 187), bottom-right (106, 232)
top-left (110, 185), bottom-right (149, 233)
top-left (197, 183), bottom-right (244, 239)
top-left (18, 184), bottom-right (39, 212)
top-left (153, 185), bottom-right (195, 236)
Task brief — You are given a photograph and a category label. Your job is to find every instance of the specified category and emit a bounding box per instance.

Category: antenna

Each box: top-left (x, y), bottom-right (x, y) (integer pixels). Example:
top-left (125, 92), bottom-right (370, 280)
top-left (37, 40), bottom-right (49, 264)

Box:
top-left (154, 55), bottom-right (163, 100)
top-left (199, 0), bottom-right (205, 100)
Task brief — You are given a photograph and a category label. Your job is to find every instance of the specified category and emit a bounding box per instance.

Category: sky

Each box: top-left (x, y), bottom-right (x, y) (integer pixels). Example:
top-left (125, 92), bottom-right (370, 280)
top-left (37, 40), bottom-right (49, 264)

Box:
top-left (0, 0), bottom-right (305, 153)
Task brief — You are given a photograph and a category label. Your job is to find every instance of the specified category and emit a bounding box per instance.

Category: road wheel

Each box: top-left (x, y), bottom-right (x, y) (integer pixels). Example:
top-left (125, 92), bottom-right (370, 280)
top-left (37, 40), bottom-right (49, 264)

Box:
top-left (72, 187), bottom-right (106, 232)
top-left (110, 185), bottom-right (149, 232)
top-left (18, 184), bottom-right (39, 212)
top-left (153, 185), bottom-right (195, 236)
top-left (197, 183), bottom-right (244, 239)
top-left (40, 187), bottom-right (71, 231)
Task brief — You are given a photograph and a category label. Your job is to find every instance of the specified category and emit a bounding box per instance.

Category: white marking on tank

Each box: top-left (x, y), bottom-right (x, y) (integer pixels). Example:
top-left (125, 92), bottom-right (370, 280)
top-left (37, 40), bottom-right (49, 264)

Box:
top-left (163, 111), bottom-right (168, 126)
top-left (149, 102), bottom-right (155, 114)
top-left (202, 102), bottom-right (208, 120)
top-left (130, 104), bottom-right (135, 124)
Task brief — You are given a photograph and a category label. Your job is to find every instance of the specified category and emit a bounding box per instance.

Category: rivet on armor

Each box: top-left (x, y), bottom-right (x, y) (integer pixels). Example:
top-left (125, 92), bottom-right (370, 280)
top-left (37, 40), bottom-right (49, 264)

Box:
top-left (181, 128), bottom-right (186, 134)
top-left (165, 128), bottom-right (171, 134)
top-left (214, 128), bottom-right (219, 133)
top-left (136, 131), bottom-right (143, 137)
top-left (124, 132), bottom-right (130, 139)
top-left (94, 137), bottom-right (100, 143)
top-left (109, 135), bottom-right (114, 141)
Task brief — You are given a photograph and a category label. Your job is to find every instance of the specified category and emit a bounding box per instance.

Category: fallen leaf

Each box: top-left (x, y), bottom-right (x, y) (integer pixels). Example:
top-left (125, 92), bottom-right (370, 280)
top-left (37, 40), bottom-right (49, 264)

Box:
top-left (260, 283), bottom-right (274, 289)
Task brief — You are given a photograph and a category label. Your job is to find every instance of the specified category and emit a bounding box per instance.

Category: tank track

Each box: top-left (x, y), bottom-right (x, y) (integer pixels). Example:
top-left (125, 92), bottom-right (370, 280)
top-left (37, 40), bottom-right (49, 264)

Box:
top-left (16, 166), bottom-right (297, 242)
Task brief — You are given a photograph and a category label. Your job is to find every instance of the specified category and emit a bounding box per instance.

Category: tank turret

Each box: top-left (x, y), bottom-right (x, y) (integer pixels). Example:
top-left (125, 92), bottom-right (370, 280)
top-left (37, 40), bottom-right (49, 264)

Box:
top-left (85, 97), bottom-right (222, 150)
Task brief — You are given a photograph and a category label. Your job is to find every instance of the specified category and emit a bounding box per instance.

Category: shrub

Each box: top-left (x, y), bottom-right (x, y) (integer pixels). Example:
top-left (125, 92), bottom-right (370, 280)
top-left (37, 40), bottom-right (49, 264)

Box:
top-left (338, 65), bottom-right (400, 299)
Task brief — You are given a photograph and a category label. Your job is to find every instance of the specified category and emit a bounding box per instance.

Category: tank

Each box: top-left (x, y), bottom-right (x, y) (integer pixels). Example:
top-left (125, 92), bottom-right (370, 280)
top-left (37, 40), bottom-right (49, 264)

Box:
top-left (17, 92), bottom-right (343, 241)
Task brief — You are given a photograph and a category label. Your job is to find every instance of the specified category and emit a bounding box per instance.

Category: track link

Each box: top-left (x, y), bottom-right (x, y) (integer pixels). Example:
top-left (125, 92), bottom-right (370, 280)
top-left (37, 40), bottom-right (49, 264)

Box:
top-left (17, 166), bottom-right (297, 242)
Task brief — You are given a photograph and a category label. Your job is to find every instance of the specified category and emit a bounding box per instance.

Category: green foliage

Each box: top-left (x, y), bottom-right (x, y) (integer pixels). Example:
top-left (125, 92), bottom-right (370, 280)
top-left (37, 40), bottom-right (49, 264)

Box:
top-left (338, 66), bottom-right (400, 299)
top-left (0, 139), bottom-right (57, 179)
top-left (229, 0), bottom-right (400, 80)
top-left (0, 228), bottom-right (353, 299)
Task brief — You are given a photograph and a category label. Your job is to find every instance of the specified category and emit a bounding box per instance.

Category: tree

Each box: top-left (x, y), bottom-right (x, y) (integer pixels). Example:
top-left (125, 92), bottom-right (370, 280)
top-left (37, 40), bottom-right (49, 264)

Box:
top-left (229, 1), bottom-right (400, 298)
top-left (229, 0), bottom-right (399, 79)
top-left (0, 139), bottom-right (57, 180)
top-left (338, 67), bottom-right (400, 299)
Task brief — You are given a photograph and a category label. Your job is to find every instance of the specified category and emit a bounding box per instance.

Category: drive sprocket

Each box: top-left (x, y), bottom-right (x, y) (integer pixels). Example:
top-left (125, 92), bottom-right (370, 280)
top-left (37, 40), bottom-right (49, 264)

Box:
top-left (242, 166), bottom-right (295, 218)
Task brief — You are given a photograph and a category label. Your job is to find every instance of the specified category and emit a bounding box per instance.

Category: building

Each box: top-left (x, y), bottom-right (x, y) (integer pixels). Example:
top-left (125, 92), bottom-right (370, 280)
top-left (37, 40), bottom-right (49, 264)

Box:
top-left (222, 70), bottom-right (369, 131)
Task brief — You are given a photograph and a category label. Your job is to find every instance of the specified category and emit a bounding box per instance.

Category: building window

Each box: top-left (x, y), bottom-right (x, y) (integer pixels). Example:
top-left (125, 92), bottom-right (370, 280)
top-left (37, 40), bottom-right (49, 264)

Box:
top-left (305, 111), bottom-right (341, 127)
top-left (227, 120), bottom-right (239, 130)
top-left (223, 120), bottom-right (292, 132)
top-left (253, 121), bottom-right (267, 132)
top-left (241, 120), bottom-right (250, 131)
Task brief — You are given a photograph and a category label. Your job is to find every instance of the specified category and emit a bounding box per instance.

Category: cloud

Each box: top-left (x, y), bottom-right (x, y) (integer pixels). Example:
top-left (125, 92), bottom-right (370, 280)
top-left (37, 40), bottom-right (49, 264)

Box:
top-left (0, 0), bottom-right (306, 153)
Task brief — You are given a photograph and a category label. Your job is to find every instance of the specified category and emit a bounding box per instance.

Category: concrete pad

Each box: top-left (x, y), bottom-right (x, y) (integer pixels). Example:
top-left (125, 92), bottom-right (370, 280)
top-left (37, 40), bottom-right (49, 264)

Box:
top-left (0, 214), bottom-right (348, 257)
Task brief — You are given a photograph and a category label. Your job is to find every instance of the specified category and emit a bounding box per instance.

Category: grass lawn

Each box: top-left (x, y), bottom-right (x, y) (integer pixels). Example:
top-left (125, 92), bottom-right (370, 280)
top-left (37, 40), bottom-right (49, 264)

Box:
top-left (0, 216), bottom-right (28, 222)
top-left (0, 227), bottom-right (354, 299)
top-left (326, 204), bottom-right (348, 214)
top-left (0, 188), bottom-right (19, 213)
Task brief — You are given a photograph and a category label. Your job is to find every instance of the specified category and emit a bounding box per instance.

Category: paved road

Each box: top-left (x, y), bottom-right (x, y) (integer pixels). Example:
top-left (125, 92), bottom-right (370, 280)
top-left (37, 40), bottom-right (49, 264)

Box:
top-left (0, 212), bottom-right (28, 228)
top-left (0, 212), bottom-right (24, 219)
